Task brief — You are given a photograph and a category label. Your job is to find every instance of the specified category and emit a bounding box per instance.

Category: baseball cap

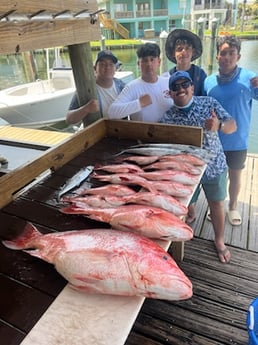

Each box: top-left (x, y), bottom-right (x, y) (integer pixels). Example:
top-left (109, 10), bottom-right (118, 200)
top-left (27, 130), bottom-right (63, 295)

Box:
top-left (169, 71), bottom-right (193, 90)
top-left (95, 50), bottom-right (118, 65)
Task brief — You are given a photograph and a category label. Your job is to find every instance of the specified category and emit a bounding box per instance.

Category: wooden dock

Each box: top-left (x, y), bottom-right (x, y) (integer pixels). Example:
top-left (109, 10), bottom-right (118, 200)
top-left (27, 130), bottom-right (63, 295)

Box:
top-left (192, 153), bottom-right (258, 252)
top-left (125, 237), bottom-right (258, 345)
top-left (0, 126), bottom-right (72, 147)
top-left (0, 129), bottom-right (257, 344)
top-left (125, 153), bottom-right (258, 345)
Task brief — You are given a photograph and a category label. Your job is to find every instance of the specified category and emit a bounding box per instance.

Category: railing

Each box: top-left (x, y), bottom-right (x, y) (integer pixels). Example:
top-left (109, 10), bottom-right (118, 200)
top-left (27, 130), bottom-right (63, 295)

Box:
top-left (114, 11), bottom-right (133, 19)
top-left (99, 14), bottom-right (129, 39)
top-left (154, 9), bottom-right (168, 16)
top-left (194, 4), bottom-right (224, 10)
top-left (114, 9), bottom-right (168, 19)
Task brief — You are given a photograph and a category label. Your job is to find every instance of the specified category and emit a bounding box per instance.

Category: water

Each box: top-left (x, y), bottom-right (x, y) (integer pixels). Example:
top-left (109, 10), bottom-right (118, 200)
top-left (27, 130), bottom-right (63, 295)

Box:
top-left (0, 40), bottom-right (257, 153)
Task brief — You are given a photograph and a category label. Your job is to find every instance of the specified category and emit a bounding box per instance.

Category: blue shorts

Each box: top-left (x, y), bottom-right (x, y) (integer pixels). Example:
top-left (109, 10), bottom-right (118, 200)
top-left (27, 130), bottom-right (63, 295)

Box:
top-left (190, 169), bottom-right (228, 203)
top-left (224, 150), bottom-right (247, 170)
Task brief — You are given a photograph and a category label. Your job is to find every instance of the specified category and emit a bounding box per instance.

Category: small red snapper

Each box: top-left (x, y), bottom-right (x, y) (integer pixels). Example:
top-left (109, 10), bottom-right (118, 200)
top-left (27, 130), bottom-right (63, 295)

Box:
top-left (2, 223), bottom-right (192, 301)
top-left (60, 204), bottom-right (193, 241)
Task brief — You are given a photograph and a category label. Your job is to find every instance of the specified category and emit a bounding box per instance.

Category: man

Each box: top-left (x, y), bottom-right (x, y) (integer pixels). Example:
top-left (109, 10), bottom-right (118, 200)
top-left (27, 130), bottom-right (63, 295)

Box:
top-left (165, 29), bottom-right (207, 96)
top-left (108, 42), bottom-right (173, 122)
top-left (66, 50), bottom-right (125, 126)
top-left (204, 35), bottom-right (258, 226)
top-left (160, 71), bottom-right (237, 263)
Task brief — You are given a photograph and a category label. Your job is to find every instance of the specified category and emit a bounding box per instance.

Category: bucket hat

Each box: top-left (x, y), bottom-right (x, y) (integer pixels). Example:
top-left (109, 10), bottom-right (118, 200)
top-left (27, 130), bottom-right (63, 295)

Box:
top-left (165, 29), bottom-right (202, 63)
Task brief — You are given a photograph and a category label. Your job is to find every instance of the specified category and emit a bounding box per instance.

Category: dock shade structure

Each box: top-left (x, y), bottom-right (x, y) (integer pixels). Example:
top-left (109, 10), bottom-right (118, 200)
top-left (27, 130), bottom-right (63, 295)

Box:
top-left (0, 1), bottom-right (102, 126)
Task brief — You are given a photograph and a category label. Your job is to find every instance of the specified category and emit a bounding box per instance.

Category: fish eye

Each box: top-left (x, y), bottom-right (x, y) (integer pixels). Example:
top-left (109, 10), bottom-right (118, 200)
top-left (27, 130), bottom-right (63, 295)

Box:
top-left (162, 255), bottom-right (168, 260)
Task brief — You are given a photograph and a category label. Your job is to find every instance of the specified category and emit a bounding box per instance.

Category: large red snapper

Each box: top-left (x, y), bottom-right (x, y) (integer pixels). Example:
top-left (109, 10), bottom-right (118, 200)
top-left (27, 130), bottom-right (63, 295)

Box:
top-left (60, 204), bottom-right (193, 241)
top-left (2, 223), bottom-right (192, 301)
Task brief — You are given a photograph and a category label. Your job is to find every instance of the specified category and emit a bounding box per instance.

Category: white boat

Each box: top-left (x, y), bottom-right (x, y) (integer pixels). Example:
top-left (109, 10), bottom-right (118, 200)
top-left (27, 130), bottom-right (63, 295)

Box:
top-left (0, 68), bottom-right (134, 129)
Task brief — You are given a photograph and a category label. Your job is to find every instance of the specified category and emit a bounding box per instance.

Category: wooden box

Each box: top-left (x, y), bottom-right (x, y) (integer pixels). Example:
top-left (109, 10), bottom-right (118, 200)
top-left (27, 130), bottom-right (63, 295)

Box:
top-left (0, 119), bottom-right (202, 210)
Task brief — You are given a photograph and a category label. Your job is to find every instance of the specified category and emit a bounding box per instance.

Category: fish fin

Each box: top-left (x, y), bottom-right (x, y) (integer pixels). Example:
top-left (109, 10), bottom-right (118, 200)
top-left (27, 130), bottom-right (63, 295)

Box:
top-left (2, 222), bottom-right (41, 250)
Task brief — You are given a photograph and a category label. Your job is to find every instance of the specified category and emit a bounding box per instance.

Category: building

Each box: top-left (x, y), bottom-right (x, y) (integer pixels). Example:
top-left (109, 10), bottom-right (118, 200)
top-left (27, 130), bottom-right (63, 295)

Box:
top-left (97, 0), bottom-right (230, 39)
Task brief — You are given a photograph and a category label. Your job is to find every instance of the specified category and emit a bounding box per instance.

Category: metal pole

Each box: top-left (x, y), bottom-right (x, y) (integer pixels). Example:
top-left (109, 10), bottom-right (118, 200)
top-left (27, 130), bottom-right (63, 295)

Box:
top-left (159, 30), bottom-right (169, 75)
top-left (197, 17), bottom-right (205, 67)
top-left (208, 18), bottom-right (218, 75)
top-left (240, 0), bottom-right (247, 32)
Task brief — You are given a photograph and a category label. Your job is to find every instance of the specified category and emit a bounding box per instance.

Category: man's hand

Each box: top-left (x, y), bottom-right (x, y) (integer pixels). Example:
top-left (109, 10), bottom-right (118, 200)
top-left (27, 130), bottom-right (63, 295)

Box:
top-left (250, 76), bottom-right (258, 88)
top-left (85, 99), bottom-right (99, 113)
top-left (139, 94), bottom-right (152, 108)
top-left (205, 109), bottom-right (220, 131)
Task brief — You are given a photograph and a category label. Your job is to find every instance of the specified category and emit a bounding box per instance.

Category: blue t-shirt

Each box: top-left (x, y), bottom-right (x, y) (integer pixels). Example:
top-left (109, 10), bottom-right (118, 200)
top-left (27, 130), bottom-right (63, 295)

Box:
top-left (160, 96), bottom-right (232, 180)
top-left (204, 67), bottom-right (258, 151)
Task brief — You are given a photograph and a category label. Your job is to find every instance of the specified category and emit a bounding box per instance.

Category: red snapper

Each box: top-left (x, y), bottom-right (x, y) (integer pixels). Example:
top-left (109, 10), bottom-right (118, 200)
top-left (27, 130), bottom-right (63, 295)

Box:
top-left (2, 223), bottom-right (192, 301)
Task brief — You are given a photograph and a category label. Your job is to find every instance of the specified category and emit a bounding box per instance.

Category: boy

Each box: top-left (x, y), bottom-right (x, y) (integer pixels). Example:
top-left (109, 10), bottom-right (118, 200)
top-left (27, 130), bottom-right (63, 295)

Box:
top-left (204, 36), bottom-right (258, 226)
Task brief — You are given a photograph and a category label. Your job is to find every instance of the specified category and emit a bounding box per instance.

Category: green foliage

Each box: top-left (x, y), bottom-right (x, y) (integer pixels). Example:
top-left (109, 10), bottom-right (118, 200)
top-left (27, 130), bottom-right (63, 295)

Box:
top-left (90, 39), bottom-right (143, 48)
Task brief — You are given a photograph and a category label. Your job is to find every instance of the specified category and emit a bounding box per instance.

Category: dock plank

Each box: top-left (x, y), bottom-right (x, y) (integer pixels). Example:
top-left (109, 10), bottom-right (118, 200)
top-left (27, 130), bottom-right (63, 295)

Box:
top-left (0, 126), bottom-right (72, 146)
top-left (125, 238), bottom-right (255, 345)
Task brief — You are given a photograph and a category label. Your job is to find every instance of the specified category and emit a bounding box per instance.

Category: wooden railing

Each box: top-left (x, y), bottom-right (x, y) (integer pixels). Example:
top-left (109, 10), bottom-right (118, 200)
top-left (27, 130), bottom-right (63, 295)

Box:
top-left (99, 13), bottom-right (129, 39)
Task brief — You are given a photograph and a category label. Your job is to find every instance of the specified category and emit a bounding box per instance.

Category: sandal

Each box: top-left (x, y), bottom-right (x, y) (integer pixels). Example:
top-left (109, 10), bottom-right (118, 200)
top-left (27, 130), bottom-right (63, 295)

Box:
top-left (227, 210), bottom-right (242, 226)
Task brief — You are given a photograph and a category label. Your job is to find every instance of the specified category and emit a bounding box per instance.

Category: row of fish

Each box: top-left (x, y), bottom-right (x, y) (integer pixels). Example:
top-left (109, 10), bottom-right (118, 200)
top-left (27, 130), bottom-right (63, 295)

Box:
top-left (60, 145), bottom-right (207, 242)
top-left (2, 144), bottom-right (207, 301)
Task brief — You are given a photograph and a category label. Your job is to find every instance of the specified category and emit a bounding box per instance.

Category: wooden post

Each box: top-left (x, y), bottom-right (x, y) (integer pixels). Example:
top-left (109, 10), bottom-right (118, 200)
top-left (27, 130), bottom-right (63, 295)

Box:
top-left (22, 51), bottom-right (37, 82)
top-left (68, 42), bottom-right (102, 127)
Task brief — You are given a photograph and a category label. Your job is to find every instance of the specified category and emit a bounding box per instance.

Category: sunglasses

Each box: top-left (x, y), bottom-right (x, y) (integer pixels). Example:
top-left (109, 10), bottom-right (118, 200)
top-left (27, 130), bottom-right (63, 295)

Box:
top-left (170, 80), bottom-right (192, 92)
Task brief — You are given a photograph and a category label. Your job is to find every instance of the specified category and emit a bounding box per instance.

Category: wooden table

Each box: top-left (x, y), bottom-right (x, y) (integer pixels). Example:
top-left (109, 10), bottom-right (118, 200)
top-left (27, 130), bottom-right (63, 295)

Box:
top-left (0, 120), bottom-right (203, 345)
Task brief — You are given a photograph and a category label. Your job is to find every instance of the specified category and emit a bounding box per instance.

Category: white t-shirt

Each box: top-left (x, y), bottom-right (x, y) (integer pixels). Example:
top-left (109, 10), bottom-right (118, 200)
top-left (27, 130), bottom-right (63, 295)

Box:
top-left (107, 76), bottom-right (173, 122)
top-left (97, 82), bottom-right (119, 118)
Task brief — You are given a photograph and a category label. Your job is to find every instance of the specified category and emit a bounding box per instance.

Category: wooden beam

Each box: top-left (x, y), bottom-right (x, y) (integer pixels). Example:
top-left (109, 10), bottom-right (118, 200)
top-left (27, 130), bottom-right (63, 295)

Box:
top-left (105, 120), bottom-right (203, 147)
top-left (0, 19), bottom-right (101, 54)
top-left (0, 1), bottom-right (98, 13)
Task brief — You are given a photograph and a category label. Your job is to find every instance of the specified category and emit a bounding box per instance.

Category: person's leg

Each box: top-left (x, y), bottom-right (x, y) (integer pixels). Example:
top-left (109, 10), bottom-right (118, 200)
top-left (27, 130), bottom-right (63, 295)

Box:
top-left (203, 169), bottom-right (230, 263)
top-left (224, 150), bottom-right (247, 226)
top-left (187, 203), bottom-right (196, 224)
top-left (186, 182), bottom-right (201, 224)
top-left (208, 199), bottom-right (230, 263)
top-left (228, 168), bottom-right (242, 211)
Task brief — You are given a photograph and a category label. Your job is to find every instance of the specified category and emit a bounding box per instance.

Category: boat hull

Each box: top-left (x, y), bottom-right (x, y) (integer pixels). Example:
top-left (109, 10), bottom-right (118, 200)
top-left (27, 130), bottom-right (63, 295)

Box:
top-left (0, 70), bottom-right (134, 129)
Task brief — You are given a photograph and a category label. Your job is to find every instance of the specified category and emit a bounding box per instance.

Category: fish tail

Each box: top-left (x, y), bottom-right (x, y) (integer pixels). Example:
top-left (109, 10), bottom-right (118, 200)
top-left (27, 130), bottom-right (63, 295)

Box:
top-left (2, 222), bottom-right (42, 250)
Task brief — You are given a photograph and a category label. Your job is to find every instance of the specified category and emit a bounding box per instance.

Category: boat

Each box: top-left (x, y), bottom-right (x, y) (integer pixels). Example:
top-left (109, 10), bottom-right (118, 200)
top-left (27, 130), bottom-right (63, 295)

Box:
top-left (0, 67), bottom-right (134, 129)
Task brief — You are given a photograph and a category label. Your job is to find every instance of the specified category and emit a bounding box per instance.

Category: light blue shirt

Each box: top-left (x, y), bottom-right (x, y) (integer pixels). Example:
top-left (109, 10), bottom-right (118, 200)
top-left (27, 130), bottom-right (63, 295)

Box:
top-left (204, 67), bottom-right (258, 151)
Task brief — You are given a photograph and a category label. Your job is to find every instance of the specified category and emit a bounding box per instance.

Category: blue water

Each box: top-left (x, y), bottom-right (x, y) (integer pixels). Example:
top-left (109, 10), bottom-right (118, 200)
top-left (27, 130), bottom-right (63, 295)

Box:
top-left (0, 40), bottom-right (257, 153)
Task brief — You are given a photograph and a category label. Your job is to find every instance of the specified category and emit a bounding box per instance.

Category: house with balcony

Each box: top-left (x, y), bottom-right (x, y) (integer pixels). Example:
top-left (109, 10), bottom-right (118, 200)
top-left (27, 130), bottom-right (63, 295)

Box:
top-left (191, 0), bottom-right (233, 30)
top-left (97, 0), bottom-right (230, 39)
top-left (97, 0), bottom-right (171, 38)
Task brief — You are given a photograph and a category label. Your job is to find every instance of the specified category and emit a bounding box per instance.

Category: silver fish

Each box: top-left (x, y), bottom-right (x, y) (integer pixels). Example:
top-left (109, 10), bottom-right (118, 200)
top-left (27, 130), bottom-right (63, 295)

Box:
top-left (117, 145), bottom-right (214, 162)
top-left (58, 165), bottom-right (94, 201)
